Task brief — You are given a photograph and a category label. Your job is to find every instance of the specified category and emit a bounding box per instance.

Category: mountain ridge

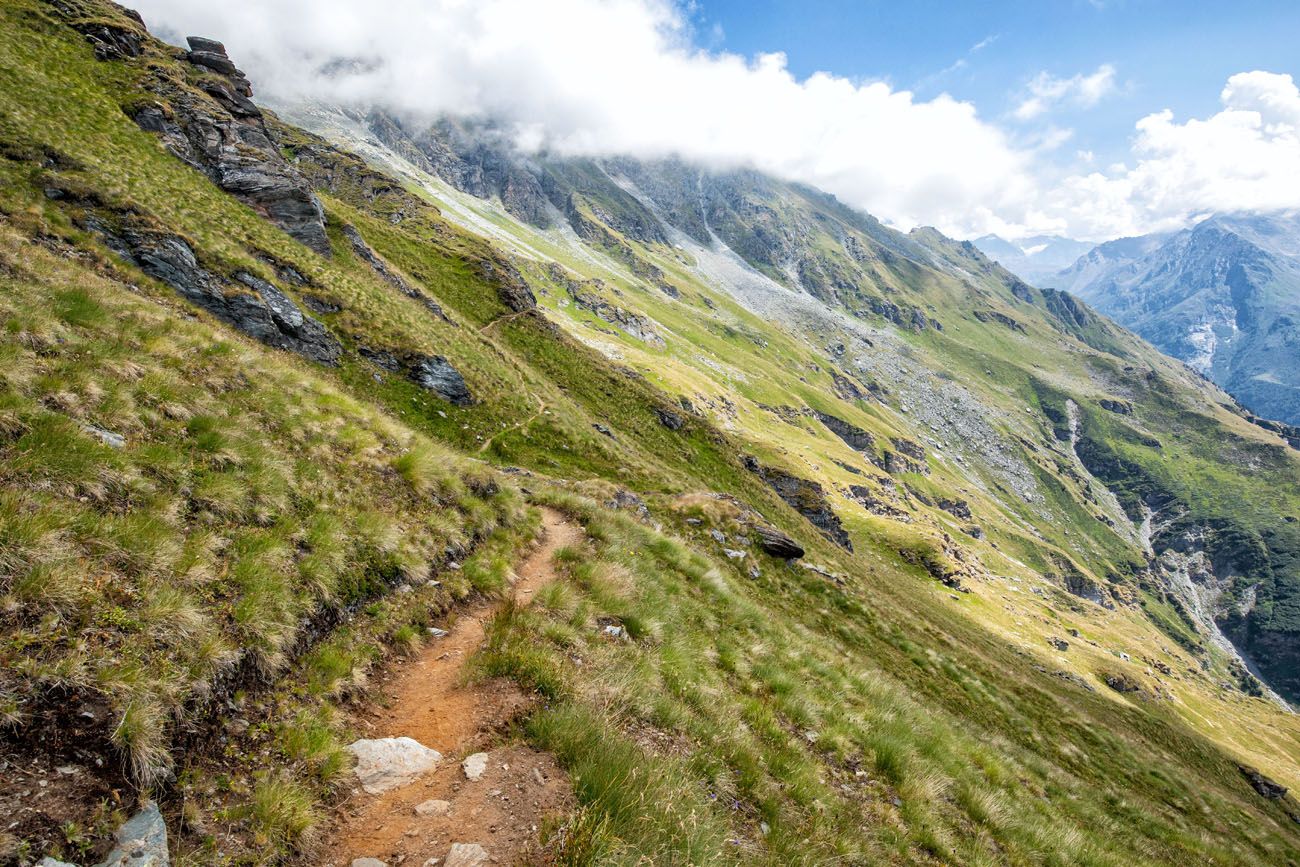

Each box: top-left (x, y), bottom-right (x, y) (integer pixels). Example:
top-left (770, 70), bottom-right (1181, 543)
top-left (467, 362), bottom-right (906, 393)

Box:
top-left (3, 2), bottom-right (1300, 863)
top-left (1059, 211), bottom-right (1300, 426)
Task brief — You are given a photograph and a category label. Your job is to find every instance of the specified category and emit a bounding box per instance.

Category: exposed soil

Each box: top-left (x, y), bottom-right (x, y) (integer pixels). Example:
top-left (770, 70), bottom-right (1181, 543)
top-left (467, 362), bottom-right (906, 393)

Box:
top-left (319, 508), bottom-right (582, 867)
top-left (0, 690), bottom-right (127, 866)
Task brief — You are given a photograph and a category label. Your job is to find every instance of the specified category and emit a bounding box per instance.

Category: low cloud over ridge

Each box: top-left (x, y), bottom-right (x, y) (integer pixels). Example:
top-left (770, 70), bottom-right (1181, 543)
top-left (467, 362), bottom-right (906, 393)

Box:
top-left (133, 0), bottom-right (1300, 242)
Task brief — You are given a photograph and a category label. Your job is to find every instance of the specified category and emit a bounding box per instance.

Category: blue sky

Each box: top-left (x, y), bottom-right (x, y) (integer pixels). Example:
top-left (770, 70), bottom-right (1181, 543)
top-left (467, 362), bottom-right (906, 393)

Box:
top-left (691, 0), bottom-right (1300, 185)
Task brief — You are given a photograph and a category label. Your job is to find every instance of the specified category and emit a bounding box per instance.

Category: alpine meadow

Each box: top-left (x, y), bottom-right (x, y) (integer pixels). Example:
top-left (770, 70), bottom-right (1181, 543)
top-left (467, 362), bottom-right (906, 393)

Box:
top-left (2, 2), bottom-right (1300, 866)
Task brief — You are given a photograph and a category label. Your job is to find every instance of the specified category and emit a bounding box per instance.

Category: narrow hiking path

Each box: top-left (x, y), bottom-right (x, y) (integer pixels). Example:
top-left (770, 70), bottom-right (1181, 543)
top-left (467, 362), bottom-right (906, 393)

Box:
top-left (478, 396), bottom-right (547, 455)
top-left (323, 508), bottom-right (582, 867)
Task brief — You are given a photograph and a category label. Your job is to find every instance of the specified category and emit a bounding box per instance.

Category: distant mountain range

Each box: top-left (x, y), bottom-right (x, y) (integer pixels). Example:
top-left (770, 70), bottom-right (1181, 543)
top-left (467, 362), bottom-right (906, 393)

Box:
top-left (1052, 213), bottom-right (1300, 426)
top-left (972, 233), bottom-right (1095, 284)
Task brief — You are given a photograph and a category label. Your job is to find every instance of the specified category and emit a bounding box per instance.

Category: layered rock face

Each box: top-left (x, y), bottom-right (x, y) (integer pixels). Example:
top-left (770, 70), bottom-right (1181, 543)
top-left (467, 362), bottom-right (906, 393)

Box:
top-left (86, 218), bottom-right (342, 365)
top-left (131, 37), bottom-right (331, 255)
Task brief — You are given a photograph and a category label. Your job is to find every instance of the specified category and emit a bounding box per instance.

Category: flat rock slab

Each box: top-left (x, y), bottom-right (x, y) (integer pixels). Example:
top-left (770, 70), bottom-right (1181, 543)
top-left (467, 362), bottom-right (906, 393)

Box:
top-left (443, 843), bottom-right (490, 867)
top-left (352, 860), bottom-right (387, 867)
top-left (461, 752), bottom-right (488, 781)
top-left (348, 737), bottom-right (442, 794)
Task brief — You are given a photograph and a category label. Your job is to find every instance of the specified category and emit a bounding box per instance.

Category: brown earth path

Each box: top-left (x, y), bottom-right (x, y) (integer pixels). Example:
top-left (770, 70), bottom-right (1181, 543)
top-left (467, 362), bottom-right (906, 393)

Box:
top-left (321, 508), bottom-right (582, 867)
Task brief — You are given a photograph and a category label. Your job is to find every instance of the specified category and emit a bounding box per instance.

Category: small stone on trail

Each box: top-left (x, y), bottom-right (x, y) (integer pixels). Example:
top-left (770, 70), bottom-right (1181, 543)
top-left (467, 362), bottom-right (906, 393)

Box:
top-left (415, 799), bottom-right (451, 817)
top-left (348, 737), bottom-right (442, 794)
top-left (352, 859), bottom-right (387, 867)
top-left (443, 843), bottom-right (490, 867)
top-left (462, 752), bottom-right (489, 781)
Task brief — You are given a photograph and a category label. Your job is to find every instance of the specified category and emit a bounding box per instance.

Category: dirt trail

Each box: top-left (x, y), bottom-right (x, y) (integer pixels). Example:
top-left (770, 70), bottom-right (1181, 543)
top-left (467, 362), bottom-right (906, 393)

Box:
top-left (323, 508), bottom-right (582, 867)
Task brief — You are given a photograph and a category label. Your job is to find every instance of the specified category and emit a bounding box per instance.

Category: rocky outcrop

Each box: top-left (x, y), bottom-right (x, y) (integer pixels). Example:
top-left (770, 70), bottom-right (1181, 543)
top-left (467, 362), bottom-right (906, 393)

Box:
top-left (128, 37), bottom-right (330, 255)
top-left (973, 308), bottom-right (1027, 333)
top-left (343, 224), bottom-right (451, 322)
top-left (935, 497), bottom-right (972, 520)
top-left (1247, 414), bottom-right (1300, 450)
top-left (884, 437), bottom-right (928, 475)
top-left (849, 484), bottom-right (910, 520)
top-left (831, 370), bottom-right (875, 402)
top-left (1099, 398), bottom-right (1133, 415)
top-left (361, 347), bottom-right (473, 406)
top-left (87, 218), bottom-right (341, 364)
top-left (743, 456), bottom-right (851, 551)
top-left (65, 6), bottom-right (144, 61)
top-left (474, 256), bottom-right (536, 313)
top-left (654, 406), bottom-right (685, 430)
top-left (1239, 765), bottom-right (1288, 800)
top-left (815, 411), bottom-right (876, 454)
top-left (753, 525), bottom-right (804, 560)
top-left (1102, 671), bottom-right (1144, 694)
top-left (410, 355), bottom-right (473, 405)
top-left (549, 265), bottom-right (664, 347)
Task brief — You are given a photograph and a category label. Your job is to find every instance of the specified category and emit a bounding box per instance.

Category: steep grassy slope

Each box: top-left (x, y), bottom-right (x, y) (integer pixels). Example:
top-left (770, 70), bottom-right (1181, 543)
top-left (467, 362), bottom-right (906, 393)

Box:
top-left (311, 104), bottom-right (1300, 711)
top-left (1, 2), bottom-right (1300, 865)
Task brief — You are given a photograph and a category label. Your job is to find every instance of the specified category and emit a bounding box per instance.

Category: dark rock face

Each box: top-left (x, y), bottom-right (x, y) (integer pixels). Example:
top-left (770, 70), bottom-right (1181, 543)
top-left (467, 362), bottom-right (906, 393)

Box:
top-left (474, 256), bottom-right (536, 313)
top-left (359, 345), bottom-right (402, 372)
top-left (1247, 414), bottom-right (1300, 450)
top-left (358, 347), bottom-right (473, 405)
top-left (884, 437), bottom-right (928, 475)
top-left (1062, 568), bottom-right (1110, 608)
top-left (408, 355), bottom-right (473, 406)
top-left (77, 20), bottom-right (143, 60)
top-left (1103, 671), bottom-right (1143, 694)
top-left (831, 370), bottom-right (874, 402)
top-left (654, 406), bottom-right (684, 430)
top-left (128, 38), bottom-right (330, 256)
top-left (1239, 765), bottom-right (1288, 800)
top-left (1099, 398), bottom-right (1133, 415)
top-left (342, 224), bottom-right (451, 322)
top-left (743, 457), bottom-right (852, 551)
top-left (935, 497), bottom-right (972, 520)
top-left (815, 411), bottom-right (875, 453)
top-left (848, 484), bottom-right (910, 520)
top-left (753, 525), bottom-right (804, 559)
top-left (973, 308), bottom-right (1027, 333)
top-left (86, 219), bottom-right (341, 365)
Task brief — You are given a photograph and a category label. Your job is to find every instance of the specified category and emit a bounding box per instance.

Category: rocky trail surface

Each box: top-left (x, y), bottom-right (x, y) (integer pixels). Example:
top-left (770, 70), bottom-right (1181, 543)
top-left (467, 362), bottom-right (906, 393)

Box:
top-left (323, 509), bottom-right (582, 867)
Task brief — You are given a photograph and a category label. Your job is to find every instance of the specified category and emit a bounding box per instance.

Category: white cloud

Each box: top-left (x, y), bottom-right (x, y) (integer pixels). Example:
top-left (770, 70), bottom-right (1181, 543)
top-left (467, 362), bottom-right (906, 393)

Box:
top-left (1048, 71), bottom-right (1300, 237)
top-left (1014, 64), bottom-right (1117, 120)
top-left (128, 1), bottom-right (1300, 243)
top-left (130, 0), bottom-right (1037, 237)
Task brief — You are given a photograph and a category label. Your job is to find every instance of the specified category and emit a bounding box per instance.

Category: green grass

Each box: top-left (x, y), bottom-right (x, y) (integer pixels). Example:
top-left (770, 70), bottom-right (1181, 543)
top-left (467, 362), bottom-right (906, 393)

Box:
top-left (2, 2), bottom-right (1299, 864)
top-left (472, 488), bottom-right (1300, 865)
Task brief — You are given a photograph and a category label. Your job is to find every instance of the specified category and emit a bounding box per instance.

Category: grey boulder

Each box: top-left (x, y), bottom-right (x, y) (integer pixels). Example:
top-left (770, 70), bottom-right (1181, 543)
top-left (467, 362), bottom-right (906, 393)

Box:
top-left (348, 737), bottom-right (442, 794)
